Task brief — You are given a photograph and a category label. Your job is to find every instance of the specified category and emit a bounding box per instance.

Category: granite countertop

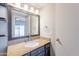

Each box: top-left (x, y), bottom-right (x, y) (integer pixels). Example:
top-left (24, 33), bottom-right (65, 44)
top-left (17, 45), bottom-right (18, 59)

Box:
top-left (7, 36), bottom-right (50, 56)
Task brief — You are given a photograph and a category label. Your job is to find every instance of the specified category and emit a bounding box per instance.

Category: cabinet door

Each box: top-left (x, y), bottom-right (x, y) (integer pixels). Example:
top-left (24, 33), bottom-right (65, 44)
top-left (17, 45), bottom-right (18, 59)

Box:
top-left (45, 48), bottom-right (50, 56)
top-left (36, 52), bottom-right (45, 56)
top-left (31, 46), bottom-right (44, 56)
top-left (0, 5), bottom-right (7, 18)
top-left (45, 43), bottom-right (50, 56)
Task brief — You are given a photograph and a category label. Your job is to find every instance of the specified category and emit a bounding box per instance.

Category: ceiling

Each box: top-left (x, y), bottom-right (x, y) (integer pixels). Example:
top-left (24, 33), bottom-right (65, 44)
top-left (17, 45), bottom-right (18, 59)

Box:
top-left (26, 3), bottom-right (48, 10)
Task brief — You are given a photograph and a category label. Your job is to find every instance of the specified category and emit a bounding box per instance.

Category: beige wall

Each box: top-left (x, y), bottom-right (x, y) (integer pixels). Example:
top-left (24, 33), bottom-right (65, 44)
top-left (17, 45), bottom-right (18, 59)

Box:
top-left (40, 4), bottom-right (56, 55)
top-left (55, 3), bottom-right (79, 56)
top-left (40, 3), bottom-right (79, 56)
top-left (40, 4), bottom-right (56, 40)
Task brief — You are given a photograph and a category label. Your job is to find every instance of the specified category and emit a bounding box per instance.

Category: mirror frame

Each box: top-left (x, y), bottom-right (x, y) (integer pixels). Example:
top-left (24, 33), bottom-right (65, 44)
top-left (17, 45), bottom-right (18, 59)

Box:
top-left (7, 5), bottom-right (40, 41)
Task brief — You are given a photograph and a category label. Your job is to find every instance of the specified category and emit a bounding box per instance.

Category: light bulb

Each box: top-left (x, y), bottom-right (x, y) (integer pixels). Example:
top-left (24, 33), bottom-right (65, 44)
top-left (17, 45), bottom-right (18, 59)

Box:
top-left (35, 9), bottom-right (39, 14)
top-left (30, 7), bottom-right (34, 13)
top-left (24, 4), bottom-right (29, 11)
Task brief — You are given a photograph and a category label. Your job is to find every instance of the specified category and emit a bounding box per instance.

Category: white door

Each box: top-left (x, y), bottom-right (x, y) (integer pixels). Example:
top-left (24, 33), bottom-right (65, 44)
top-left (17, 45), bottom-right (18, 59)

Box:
top-left (55, 4), bottom-right (79, 56)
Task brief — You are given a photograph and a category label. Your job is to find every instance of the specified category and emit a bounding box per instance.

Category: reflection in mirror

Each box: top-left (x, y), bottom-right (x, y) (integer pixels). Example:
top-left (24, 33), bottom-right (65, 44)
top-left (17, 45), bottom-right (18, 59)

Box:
top-left (11, 8), bottom-right (40, 40)
top-left (14, 18), bottom-right (25, 37)
top-left (30, 15), bottom-right (39, 35)
top-left (12, 10), bottom-right (29, 38)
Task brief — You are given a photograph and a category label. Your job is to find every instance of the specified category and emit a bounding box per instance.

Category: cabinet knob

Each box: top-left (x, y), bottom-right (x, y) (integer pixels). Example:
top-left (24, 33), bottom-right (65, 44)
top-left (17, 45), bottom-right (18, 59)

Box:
top-left (38, 51), bottom-right (41, 53)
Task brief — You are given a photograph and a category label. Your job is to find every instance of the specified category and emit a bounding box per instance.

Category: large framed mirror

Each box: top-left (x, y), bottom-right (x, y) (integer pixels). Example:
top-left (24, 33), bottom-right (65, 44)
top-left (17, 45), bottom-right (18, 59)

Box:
top-left (8, 6), bottom-right (40, 40)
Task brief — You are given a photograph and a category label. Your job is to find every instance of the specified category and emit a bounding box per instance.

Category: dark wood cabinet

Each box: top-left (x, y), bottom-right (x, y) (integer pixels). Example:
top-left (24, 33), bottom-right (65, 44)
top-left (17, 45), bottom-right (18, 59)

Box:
top-left (31, 46), bottom-right (45, 56)
top-left (36, 52), bottom-right (45, 56)
top-left (45, 43), bottom-right (50, 56)
top-left (23, 43), bottom-right (50, 56)
top-left (22, 53), bottom-right (30, 56)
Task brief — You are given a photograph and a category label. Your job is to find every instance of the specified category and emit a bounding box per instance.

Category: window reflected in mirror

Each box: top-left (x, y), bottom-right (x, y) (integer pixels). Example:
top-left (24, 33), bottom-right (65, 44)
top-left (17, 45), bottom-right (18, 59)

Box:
top-left (12, 10), bottom-right (29, 38)
top-left (14, 18), bottom-right (25, 37)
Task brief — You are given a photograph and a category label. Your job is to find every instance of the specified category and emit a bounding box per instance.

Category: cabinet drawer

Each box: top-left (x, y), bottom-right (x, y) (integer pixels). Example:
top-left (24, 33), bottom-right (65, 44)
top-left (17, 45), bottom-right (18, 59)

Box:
top-left (31, 46), bottom-right (44, 56)
top-left (46, 48), bottom-right (50, 55)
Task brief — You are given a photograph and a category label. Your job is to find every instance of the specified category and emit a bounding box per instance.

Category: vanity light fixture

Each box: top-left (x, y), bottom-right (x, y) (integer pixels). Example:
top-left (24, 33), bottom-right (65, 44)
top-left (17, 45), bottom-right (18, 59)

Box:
top-left (8, 3), bottom-right (40, 15)
top-left (8, 3), bottom-right (14, 6)
top-left (14, 3), bottom-right (21, 8)
top-left (8, 3), bottom-right (21, 9)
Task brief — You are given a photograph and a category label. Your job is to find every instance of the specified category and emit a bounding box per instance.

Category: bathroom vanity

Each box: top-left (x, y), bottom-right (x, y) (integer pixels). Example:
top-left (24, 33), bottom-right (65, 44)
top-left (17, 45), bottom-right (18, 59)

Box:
top-left (7, 37), bottom-right (50, 56)
top-left (23, 42), bottom-right (50, 56)
top-left (7, 4), bottom-right (50, 56)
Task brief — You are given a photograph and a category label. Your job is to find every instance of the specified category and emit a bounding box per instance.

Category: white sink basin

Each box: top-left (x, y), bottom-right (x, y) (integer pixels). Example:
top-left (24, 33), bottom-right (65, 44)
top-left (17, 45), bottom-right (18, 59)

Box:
top-left (25, 40), bottom-right (39, 48)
